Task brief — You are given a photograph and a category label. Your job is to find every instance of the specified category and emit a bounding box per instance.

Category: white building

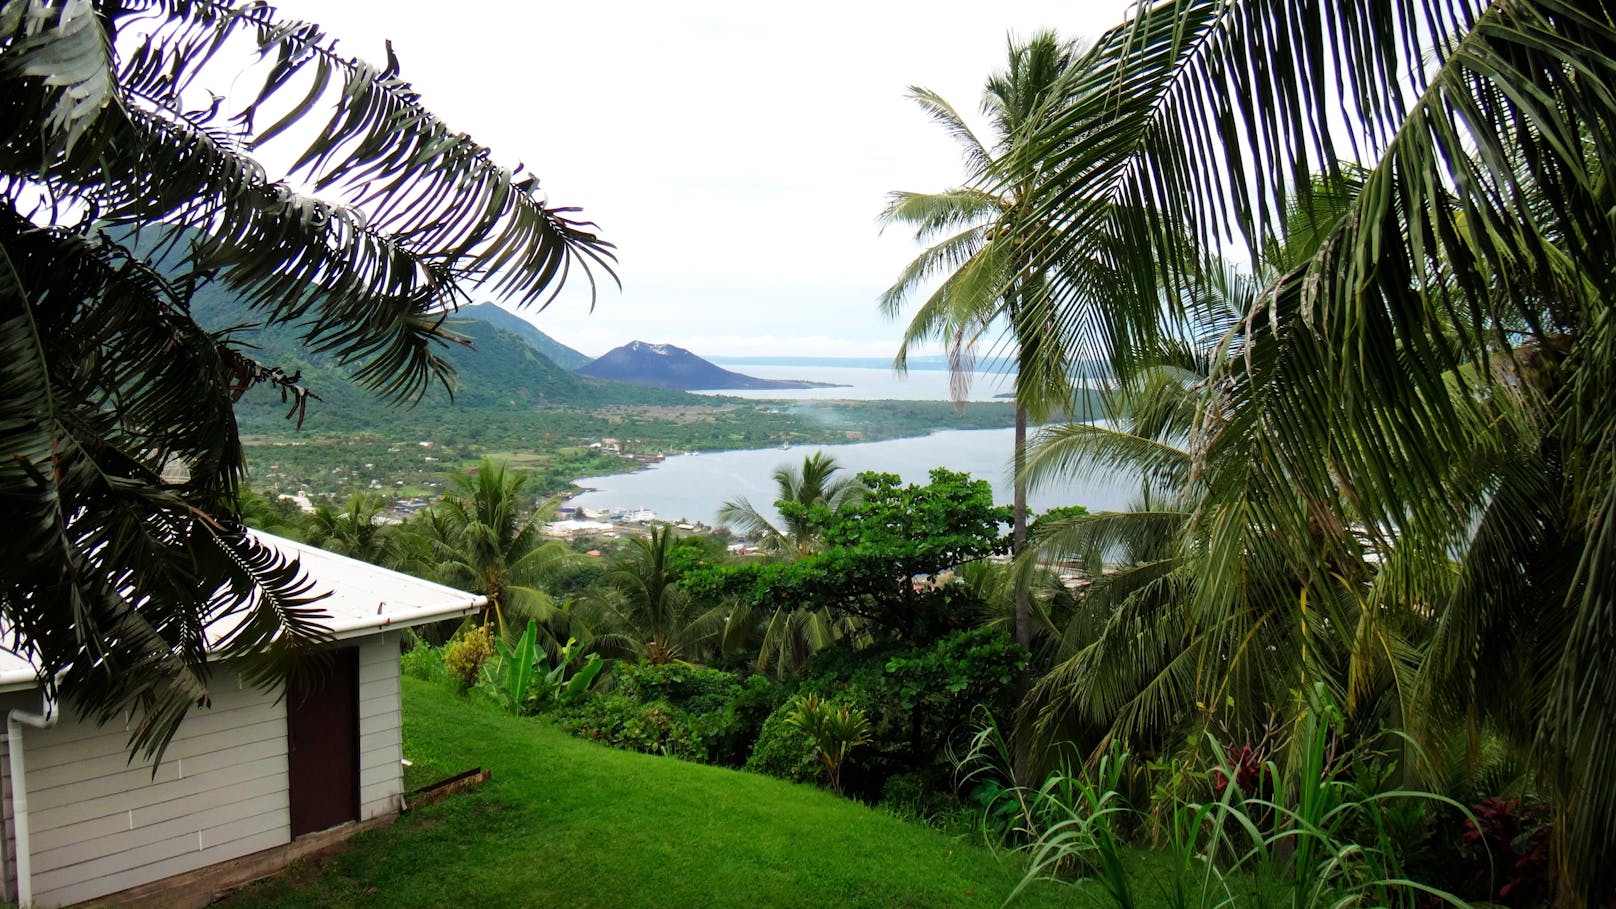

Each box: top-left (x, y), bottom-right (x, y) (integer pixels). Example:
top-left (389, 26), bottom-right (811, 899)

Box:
top-left (0, 534), bottom-right (483, 907)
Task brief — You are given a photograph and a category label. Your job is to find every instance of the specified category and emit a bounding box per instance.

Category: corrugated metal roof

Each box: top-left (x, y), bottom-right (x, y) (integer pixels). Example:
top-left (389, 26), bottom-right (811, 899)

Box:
top-left (0, 531), bottom-right (485, 692)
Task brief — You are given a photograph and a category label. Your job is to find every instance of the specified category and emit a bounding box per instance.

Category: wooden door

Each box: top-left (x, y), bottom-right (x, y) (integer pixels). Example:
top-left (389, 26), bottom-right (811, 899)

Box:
top-left (287, 647), bottom-right (360, 837)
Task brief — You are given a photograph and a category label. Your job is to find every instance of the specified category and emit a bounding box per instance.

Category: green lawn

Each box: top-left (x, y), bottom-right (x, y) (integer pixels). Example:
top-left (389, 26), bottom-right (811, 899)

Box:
top-left (217, 677), bottom-right (1112, 909)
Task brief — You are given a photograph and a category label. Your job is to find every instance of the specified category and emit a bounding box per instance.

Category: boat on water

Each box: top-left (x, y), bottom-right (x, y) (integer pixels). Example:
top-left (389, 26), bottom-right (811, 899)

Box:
top-left (626, 507), bottom-right (656, 523)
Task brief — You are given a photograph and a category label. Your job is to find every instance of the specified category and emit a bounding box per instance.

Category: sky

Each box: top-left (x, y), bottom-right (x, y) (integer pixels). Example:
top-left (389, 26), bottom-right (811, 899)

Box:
top-left (265, 1), bottom-right (1138, 359)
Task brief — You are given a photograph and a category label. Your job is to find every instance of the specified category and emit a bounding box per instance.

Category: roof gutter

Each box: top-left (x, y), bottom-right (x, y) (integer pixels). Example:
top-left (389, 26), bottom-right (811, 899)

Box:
top-left (0, 595), bottom-right (487, 694)
top-left (7, 684), bottom-right (61, 906)
top-left (319, 594), bottom-right (486, 641)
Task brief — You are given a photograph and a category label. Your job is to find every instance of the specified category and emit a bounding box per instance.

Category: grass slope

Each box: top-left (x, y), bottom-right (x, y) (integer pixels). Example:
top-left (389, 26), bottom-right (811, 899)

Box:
top-left (218, 677), bottom-right (1075, 909)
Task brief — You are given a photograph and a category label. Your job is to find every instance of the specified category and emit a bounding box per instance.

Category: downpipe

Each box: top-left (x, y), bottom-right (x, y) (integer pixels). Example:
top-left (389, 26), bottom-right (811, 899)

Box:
top-left (8, 685), bottom-right (61, 906)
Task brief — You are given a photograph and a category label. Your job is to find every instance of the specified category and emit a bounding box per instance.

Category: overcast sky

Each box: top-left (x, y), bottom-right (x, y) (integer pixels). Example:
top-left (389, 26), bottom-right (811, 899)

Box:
top-left (266, 1), bottom-right (1136, 359)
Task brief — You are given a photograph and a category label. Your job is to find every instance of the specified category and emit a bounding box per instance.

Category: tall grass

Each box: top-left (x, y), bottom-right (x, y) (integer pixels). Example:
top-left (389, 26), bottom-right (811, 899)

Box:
top-left (974, 688), bottom-right (1477, 907)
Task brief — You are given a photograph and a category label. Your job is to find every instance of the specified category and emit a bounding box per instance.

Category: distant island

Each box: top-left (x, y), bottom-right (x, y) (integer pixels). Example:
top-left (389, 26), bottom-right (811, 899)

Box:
top-left (707, 354), bottom-right (949, 370)
top-left (576, 341), bottom-right (849, 391)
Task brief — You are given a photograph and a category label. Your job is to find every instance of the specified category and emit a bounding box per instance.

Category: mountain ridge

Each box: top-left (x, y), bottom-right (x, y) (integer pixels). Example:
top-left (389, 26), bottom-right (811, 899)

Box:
top-left (457, 303), bottom-right (593, 370)
top-left (191, 293), bottom-right (700, 434)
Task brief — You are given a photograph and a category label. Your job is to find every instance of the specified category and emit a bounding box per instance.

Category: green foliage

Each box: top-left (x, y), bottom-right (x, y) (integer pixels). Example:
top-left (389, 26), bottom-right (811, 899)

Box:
top-left (399, 640), bottom-right (446, 683)
top-left (879, 770), bottom-right (961, 825)
top-left (1027, 504), bottom-right (1090, 536)
top-left (997, 689), bottom-right (1474, 909)
top-left (416, 458), bottom-right (573, 638)
top-left (560, 662), bottom-right (783, 767)
top-left (556, 694), bottom-right (706, 761)
top-left (992, 0), bottom-right (1616, 893)
top-left (617, 661), bottom-right (743, 716)
top-left (746, 696), bottom-right (832, 785)
top-left (687, 468), bottom-right (1011, 643)
top-left (483, 619), bottom-right (543, 713)
top-left (785, 694), bottom-right (872, 795)
top-left (305, 492), bottom-right (401, 567)
top-left (443, 626), bottom-right (495, 692)
top-left (580, 526), bottom-right (727, 666)
top-left (718, 452), bottom-right (865, 557)
top-left (480, 621), bottom-right (604, 715)
top-left (745, 629), bottom-right (1028, 798)
top-left (883, 626), bottom-right (1028, 714)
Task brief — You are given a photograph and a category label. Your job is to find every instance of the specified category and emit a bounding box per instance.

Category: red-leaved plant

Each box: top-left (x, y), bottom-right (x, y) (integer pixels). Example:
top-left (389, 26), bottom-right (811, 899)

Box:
top-left (1460, 797), bottom-right (1553, 907)
top-left (1211, 743), bottom-right (1264, 796)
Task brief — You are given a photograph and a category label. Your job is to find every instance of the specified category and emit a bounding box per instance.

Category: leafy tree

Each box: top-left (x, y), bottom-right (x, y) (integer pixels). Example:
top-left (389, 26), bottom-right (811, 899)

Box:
top-left (717, 452), bottom-right (866, 675)
top-left (0, 0), bottom-right (612, 755)
top-left (812, 469), bottom-right (1011, 640)
top-left (689, 469), bottom-right (1011, 644)
top-left (880, 30), bottom-right (1086, 653)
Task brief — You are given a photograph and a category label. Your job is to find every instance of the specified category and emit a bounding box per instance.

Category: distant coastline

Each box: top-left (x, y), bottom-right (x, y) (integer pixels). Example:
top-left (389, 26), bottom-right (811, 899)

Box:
top-left (708, 355), bottom-right (954, 371)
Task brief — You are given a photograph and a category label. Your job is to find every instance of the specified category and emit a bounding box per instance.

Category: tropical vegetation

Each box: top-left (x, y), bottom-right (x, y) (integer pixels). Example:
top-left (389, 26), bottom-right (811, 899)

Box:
top-left (12, 0), bottom-right (1615, 905)
top-left (868, 0), bottom-right (1616, 902)
top-left (717, 451), bottom-right (864, 557)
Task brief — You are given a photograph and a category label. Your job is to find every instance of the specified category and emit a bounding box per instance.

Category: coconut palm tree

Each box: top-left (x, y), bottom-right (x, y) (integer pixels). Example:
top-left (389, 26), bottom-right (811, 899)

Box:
top-left (305, 493), bottom-right (398, 567)
top-left (582, 526), bottom-right (726, 665)
top-left (717, 451), bottom-right (864, 558)
top-left (1008, 1), bottom-right (1616, 891)
top-left (0, 1), bottom-right (612, 756)
top-left (880, 30), bottom-right (1089, 653)
top-left (422, 459), bottom-right (572, 638)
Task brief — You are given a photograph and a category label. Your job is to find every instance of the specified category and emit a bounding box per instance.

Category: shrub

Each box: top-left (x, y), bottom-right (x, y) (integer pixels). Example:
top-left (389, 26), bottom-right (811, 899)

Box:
top-left (746, 702), bottom-right (822, 785)
top-left (784, 694), bottom-right (871, 794)
top-left (1459, 797), bottom-right (1554, 907)
top-left (879, 770), bottom-right (972, 830)
top-left (617, 662), bottom-right (742, 715)
top-left (563, 662), bottom-right (783, 767)
top-left (706, 674), bottom-right (787, 768)
top-left (756, 627), bottom-right (1027, 797)
top-left (443, 625), bottom-right (495, 691)
top-left (400, 640), bottom-right (445, 682)
top-left (556, 694), bottom-right (705, 761)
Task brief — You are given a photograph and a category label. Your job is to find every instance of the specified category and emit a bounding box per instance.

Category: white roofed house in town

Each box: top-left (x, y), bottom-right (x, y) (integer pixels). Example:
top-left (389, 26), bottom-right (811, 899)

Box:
top-left (0, 534), bottom-right (484, 908)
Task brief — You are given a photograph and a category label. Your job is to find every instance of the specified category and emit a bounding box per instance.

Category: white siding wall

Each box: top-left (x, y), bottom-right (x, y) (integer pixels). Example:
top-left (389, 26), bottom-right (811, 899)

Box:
top-left (357, 632), bottom-right (405, 820)
top-left (21, 671), bottom-right (291, 907)
top-left (0, 633), bottom-right (407, 907)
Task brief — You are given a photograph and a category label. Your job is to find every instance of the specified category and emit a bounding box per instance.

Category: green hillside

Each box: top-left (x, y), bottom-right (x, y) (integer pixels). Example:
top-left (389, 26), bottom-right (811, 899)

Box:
top-left (216, 677), bottom-right (1087, 909)
top-left (188, 285), bottom-right (696, 435)
top-left (458, 302), bottom-right (593, 370)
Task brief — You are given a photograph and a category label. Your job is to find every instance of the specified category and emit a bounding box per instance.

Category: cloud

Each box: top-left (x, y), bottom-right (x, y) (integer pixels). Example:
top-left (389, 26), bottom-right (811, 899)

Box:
top-left (266, 0), bottom-right (1138, 357)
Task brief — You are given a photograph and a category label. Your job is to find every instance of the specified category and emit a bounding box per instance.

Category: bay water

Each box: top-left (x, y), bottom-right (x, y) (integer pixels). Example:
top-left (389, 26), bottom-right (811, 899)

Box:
top-left (690, 364), bottom-right (1014, 402)
top-left (570, 426), bottom-right (1139, 527)
top-left (572, 362), bottom-right (1137, 527)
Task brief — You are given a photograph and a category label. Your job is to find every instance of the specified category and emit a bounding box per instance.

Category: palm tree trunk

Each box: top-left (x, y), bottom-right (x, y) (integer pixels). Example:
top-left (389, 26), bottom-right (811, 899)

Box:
top-left (1012, 401), bottom-right (1030, 651)
top-left (1011, 400), bottom-right (1035, 788)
